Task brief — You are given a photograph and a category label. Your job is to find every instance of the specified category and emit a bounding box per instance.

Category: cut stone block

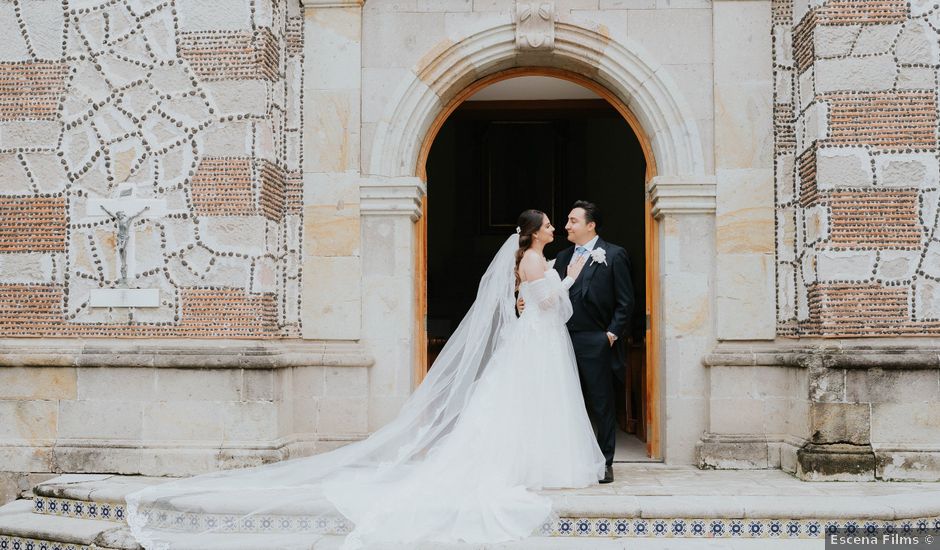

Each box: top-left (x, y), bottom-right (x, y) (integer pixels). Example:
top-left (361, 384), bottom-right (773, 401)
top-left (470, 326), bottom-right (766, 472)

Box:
top-left (796, 443), bottom-right (876, 481)
top-left (88, 289), bottom-right (160, 308)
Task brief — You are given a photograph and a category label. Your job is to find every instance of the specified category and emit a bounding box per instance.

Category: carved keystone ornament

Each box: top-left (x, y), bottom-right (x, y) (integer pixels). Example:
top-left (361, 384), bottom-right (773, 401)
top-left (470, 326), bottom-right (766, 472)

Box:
top-left (515, 1), bottom-right (555, 51)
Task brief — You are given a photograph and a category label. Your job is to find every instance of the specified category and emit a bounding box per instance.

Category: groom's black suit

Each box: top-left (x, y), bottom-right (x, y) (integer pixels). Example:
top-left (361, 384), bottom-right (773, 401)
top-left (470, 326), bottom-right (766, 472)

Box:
top-left (554, 237), bottom-right (634, 466)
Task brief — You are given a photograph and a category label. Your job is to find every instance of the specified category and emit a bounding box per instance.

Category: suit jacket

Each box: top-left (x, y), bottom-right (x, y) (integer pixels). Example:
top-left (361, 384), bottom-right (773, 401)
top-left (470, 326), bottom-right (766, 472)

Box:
top-left (553, 237), bottom-right (635, 339)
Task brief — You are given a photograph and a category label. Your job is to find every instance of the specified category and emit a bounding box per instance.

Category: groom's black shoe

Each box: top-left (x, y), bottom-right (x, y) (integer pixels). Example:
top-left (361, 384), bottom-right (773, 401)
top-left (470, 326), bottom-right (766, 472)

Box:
top-left (600, 464), bottom-right (614, 484)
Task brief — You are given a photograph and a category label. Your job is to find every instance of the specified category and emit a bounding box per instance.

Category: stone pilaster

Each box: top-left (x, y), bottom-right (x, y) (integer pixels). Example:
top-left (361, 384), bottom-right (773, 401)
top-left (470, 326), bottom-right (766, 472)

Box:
top-left (301, 0), bottom-right (364, 340)
top-left (649, 175), bottom-right (717, 464)
top-left (360, 176), bottom-right (425, 430)
top-left (713, 0), bottom-right (776, 340)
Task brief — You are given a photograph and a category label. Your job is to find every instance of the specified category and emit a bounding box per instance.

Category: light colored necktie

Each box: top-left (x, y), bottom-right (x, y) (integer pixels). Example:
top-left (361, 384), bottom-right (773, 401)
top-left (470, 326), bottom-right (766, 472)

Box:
top-left (571, 246), bottom-right (587, 266)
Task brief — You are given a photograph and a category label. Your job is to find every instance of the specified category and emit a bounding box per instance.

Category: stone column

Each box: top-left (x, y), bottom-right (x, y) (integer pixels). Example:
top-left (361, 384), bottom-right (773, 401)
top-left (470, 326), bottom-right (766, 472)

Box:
top-left (697, 0), bottom-right (783, 471)
top-left (360, 177), bottom-right (425, 430)
top-left (301, 0), bottom-right (364, 340)
top-left (770, 0), bottom-right (939, 479)
top-left (713, 0), bottom-right (776, 341)
top-left (649, 175), bottom-right (717, 464)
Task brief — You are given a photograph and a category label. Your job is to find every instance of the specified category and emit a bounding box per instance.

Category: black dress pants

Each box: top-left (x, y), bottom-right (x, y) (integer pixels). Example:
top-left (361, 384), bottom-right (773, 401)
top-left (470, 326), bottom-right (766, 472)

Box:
top-left (569, 330), bottom-right (617, 466)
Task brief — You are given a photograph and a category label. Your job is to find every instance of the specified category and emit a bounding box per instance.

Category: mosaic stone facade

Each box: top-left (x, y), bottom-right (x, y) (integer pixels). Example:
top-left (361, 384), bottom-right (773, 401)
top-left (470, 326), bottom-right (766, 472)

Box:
top-left (0, 0), bottom-right (304, 338)
top-left (0, 0), bottom-right (937, 485)
top-left (774, 0), bottom-right (940, 337)
top-left (7, 0), bottom-right (935, 342)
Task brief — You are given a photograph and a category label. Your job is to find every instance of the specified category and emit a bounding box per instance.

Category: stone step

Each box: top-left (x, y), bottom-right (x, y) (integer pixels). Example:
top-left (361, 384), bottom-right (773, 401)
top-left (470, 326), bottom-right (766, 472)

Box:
top-left (33, 475), bottom-right (166, 503)
top-left (0, 499), bottom-right (140, 550)
top-left (0, 498), bottom-right (328, 550)
top-left (304, 535), bottom-right (826, 548)
top-left (19, 469), bottom-right (940, 541)
top-left (32, 474), bottom-right (165, 525)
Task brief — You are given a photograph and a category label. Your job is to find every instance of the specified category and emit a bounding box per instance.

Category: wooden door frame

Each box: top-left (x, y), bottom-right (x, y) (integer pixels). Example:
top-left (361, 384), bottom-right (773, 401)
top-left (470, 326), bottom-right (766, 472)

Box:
top-left (412, 67), bottom-right (662, 460)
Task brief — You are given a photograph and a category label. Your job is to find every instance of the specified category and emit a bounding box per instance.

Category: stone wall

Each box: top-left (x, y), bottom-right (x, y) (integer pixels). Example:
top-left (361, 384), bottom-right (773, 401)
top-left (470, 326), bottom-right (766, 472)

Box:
top-left (774, 0), bottom-right (940, 337)
top-left (699, 363), bottom-right (810, 471)
top-left (0, 0), bottom-right (304, 338)
top-left (727, 0), bottom-right (940, 482)
top-left (702, 344), bottom-right (940, 481)
top-left (799, 357), bottom-right (940, 481)
top-left (0, 340), bottom-right (372, 479)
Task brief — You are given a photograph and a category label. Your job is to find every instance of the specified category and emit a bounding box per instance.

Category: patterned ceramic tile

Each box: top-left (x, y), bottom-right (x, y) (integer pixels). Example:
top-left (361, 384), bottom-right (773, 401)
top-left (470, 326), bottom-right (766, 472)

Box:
top-left (32, 497), bottom-right (125, 524)
top-left (541, 517), bottom-right (940, 539)
top-left (21, 496), bottom-right (940, 539)
top-left (0, 536), bottom-right (88, 550)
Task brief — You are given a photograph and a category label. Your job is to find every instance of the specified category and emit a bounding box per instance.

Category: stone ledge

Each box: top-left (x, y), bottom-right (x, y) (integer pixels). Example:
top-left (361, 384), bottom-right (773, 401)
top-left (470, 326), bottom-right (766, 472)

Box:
top-left (699, 434), bottom-right (940, 482)
top-left (35, 476), bottom-right (163, 504)
top-left (360, 176), bottom-right (425, 220)
top-left (301, 0), bottom-right (363, 7)
top-left (7, 472), bottom-right (940, 545)
top-left (2, 434), bottom-right (364, 477)
top-left (705, 340), bottom-right (940, 369)
top-left (551, 494), bottom-right (940, 521)
top-left (0, 339), bottom-right (374, 369)
top-left (21, 470), bottom-right (940, 524)
top-left (797, 443), bottom-right (876, 482)
top-left (697, 433), bottom-right (806, 471)
top-left (648, 175), bottom-right (717, 217)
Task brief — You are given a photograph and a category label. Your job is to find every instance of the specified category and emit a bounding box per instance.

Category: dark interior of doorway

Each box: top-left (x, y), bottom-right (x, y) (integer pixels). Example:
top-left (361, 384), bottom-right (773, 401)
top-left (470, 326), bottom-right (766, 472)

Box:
top-left (425, 98), bottom-right (650, 459)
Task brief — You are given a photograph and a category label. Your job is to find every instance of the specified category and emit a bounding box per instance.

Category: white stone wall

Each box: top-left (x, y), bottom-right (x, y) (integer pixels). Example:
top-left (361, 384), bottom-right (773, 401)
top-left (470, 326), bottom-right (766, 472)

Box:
top-left (352, 0), bottom-right (723, 464)
top-left (714, 0), bottom-right (776, 340)
top-left (6, 0), bottom-right (890, 477)
top-left (701, 364), bottom-right (810, 470)
top-left (0, 359), bottom-right (370, 476)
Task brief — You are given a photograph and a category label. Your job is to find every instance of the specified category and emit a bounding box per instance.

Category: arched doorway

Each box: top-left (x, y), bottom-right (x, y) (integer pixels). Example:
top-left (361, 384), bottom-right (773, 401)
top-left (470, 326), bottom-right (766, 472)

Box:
top-left (416, 69), bottom-right (660, 461)
top-left (364, 21), bottom-right (710, 464)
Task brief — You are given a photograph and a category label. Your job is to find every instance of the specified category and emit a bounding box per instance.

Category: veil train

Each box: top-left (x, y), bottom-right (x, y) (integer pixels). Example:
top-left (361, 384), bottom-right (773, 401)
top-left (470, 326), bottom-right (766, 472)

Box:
top-left (126, 235), bottom-right (524, 549)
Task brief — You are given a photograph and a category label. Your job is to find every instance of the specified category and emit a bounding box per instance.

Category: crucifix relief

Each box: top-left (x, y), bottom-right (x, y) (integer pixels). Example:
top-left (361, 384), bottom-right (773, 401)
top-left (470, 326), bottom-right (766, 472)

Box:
top-left (515, 1), bottom-right (555, 51)
top-left (100, 205), bottom-right (149, 286)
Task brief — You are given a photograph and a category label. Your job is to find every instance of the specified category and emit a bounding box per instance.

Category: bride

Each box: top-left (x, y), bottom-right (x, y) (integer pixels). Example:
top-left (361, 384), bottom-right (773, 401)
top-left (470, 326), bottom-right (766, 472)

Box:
top-left (126, 209), bottom-right (606, 549)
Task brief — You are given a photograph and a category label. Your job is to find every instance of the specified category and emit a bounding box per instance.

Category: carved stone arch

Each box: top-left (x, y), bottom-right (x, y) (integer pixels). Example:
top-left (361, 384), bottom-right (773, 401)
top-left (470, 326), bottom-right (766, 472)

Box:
top-left (367, 22), bottom-right (708, 183)
top-left (360, 18), bottom-right (717, 460)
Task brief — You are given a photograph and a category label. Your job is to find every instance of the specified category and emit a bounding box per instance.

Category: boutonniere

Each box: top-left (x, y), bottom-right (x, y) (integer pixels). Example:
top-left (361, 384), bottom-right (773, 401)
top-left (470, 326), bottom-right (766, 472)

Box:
top-left (589, 247), bottom-right (607, 266)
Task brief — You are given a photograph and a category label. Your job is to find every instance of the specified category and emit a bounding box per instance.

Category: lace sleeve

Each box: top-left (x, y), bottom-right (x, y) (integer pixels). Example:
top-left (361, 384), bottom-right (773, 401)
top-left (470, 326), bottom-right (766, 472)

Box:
top-left (525, 272), bottom-right (573, 322)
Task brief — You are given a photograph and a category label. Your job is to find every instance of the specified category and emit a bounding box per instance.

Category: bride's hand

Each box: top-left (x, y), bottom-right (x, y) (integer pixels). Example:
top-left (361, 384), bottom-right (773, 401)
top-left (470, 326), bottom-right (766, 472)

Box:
top-left (567, 255), bottom-right (587, 280)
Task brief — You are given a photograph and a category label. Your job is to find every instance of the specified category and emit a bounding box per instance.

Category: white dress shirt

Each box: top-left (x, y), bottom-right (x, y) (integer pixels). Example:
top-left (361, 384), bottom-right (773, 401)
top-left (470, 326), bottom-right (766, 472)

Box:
top-left (568, 235), bottom-right (600, 265)
top-left (564, 235), bottom-right (617, 343)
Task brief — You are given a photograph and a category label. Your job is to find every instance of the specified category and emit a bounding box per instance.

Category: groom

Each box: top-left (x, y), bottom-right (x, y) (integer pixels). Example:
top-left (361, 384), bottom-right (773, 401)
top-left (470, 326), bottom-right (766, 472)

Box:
top-left (553, 200), bottom-right (634, 484)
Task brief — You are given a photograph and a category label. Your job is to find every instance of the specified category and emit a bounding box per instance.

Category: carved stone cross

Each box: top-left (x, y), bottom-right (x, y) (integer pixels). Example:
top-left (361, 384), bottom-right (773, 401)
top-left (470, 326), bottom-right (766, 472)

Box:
top-left (515, 1), bottom-right (555, 51)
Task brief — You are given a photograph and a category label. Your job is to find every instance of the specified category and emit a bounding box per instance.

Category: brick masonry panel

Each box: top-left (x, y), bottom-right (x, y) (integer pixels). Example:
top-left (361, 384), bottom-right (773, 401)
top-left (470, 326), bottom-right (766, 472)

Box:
top-left (775, 0), bottom-right (940, 336)
top-left (0, 0), bottom-right (304, 338)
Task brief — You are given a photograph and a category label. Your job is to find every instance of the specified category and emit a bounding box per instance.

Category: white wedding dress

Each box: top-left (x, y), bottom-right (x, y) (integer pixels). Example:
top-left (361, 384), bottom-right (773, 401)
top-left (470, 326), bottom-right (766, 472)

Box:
top-left (325, 269), bottom-right (606, 547)
top-left (126, 235), bottom-right (605, 549)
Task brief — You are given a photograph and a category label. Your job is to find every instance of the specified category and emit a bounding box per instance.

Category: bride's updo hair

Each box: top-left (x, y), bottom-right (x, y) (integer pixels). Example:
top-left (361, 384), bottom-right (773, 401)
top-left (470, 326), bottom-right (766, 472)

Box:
top-left (515, 209), bottom-right (546, 289)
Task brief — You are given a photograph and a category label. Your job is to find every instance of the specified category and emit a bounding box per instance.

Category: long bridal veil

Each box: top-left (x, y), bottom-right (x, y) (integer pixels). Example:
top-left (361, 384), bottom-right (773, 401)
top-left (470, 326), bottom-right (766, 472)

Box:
top-left (125, 234), bottom-right (522, 549)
